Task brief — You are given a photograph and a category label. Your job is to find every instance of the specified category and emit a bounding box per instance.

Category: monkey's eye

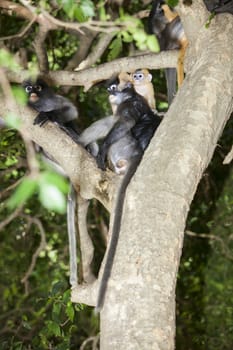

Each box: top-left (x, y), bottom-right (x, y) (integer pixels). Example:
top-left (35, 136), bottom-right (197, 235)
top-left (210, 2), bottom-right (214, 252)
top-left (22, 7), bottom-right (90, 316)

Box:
top-left (108, 84), bottom-right (117, 92)
top-left (133, 74), bottom-right (143, 80)
top-left (35, 85), bottom-right (42, 92)
top-left (25, 86), bottom-right (32, 93)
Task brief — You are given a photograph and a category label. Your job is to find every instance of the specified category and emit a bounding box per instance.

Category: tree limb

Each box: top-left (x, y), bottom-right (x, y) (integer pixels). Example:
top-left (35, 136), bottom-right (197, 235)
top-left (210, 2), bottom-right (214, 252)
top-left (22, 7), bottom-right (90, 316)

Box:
top-left (7, 50), bottom-right (179, 91)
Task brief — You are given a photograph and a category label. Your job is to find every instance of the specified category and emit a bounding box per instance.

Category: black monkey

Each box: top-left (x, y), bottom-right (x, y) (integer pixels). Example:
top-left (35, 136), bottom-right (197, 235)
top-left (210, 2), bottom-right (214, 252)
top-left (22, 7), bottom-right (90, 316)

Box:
top-left (22, 77), bottom-right (94, 289)
top-left (148, 0), bottom-right (187, 105)
top-left (96, 84), bottom-right (160, 170)
top-left (94, 84), bottom-right (161, 311)
top-left (22, 77), bottom-right (81, 143)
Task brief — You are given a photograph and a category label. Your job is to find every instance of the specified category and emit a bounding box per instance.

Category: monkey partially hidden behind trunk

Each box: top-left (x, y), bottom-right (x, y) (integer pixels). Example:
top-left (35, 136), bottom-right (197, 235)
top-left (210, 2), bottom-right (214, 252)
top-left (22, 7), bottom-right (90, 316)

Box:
top-left (148, 0), bottom-right (188, 105)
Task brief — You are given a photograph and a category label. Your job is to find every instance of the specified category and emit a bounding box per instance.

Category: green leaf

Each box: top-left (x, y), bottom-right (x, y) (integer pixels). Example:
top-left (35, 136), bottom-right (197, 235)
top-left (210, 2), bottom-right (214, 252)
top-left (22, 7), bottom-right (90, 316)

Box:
top-left (62, 289), bottom-right (71, 303)
top-left (51, 281), bottom-right (66, 296)
top-left (80, 0), bottom-right (95, 18)
top-left (39, 182), bottom-right (66, 214)
top-left (5, 113), bottom-right (22, 129)
top-left (40, 171), bottom-right (69, 193)
top-left (12, 86), bottom-right (27, 106)
top-left (146, 35), bottom-right (160, 53)
top-left (22, 320), bottom-right (32, 330)
top-left (73, 7), bottom-right (86, 22)
top-left (47, 320), bottom-right (61, 337)
top-left (132, 29), bottom-right (147, 43)
top-left (7, 177), bottom-right (38, 209)
top-left (108, 37), bottom-right (122, 60)
top-left (0, 49), bottom-right (20, 71)
top-left (121, 30), bottom-right (133, 43)
top-left (166, 0), bottom-right (179, 6)
top-left (52, 302), bottom-right (62, 322)
top-left (65, 302), bottom-right (75, 322)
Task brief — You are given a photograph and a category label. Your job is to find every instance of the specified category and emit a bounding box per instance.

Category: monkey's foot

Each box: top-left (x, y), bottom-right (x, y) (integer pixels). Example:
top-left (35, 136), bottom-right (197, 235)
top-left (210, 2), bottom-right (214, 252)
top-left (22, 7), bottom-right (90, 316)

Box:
top-left (33, 113), bottom-right (49, 127)
top-left (96, 154), bottom-right (106, 171)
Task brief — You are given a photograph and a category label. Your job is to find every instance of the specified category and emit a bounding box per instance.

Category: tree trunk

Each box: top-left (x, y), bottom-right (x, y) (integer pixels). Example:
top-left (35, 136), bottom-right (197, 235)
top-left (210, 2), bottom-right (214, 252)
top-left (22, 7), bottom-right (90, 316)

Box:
top-left (99, 12), bottom-right (233, 350)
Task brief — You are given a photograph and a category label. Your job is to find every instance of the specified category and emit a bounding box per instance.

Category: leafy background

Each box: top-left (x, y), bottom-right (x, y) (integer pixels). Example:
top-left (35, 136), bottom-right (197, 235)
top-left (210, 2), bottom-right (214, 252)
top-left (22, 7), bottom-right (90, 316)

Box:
top-left (0, 0), bottom-right (233, 349)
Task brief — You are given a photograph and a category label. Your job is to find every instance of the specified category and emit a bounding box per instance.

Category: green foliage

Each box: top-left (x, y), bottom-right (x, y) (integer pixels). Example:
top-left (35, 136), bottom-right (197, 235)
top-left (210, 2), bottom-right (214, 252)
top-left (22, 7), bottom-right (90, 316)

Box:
top-left (57, 0), bottom-right (95, 21)
top-left (4, 113), bottom-right (22, 130)
top-left (116, 13), bottom-right (160, 53)
top-left (166, 0), bottom-right (179, 6)
top-left (38, 171), bottom-right (69, 214)
top-left (0, 49), bottom-right (20, 71)
top-left (7, 171), bottom-right (69, 214)
top-left (1, 0), bottom-right (233, 348)
top-left (12, 86), bottom-right (27, 106)
top-left (108, 36), bottom-right (123, 60)
top-left (7, 176), bottom-right (38, 209)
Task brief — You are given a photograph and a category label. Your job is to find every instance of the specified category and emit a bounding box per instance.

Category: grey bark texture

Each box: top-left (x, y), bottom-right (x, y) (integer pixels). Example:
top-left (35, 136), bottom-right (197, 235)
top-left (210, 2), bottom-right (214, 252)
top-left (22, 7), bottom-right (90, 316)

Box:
top-left (99, 8), bottom-right (233, 350)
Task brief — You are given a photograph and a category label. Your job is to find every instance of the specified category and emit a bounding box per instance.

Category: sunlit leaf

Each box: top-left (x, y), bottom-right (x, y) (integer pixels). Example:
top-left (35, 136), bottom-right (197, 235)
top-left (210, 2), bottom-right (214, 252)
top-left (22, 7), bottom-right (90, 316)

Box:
top-left (146, 35), bottom-right (160, 52)
top-left (39, 182), bottom-right (66, 214)
top-left (40, 171), bottom-right (69, 193)
top-left (132, 29), bottom-right (147, 43)
top-left (121, 30), bottom-right (133, 43)
top-left (5, 113), bottom-right (22, 129)
top-left (0, 49), bottom-right (20, 71)
top-left (80, 0), bottom-right (95, 18)
top-left (12, 86), bottom-right (27, 106)
top-left (7, 177), bottom-right (38, 209)
top-left (73, 7), bottom-right (86, 22)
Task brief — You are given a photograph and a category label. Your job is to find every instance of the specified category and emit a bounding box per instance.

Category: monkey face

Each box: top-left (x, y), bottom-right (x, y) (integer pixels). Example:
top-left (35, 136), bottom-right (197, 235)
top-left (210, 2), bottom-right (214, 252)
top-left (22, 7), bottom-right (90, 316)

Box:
top-left (23, 78), bottom-right (49, 105)
top-left (108, 83), bottom-right (134, 106)
top-left (24, 84), bottom-right (42, 103)
top-left (132, 70), bottom-right (152, 85)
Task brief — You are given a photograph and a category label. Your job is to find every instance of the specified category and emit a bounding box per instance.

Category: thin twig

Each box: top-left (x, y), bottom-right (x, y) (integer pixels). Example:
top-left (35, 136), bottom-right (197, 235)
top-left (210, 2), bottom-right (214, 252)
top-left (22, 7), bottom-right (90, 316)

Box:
top-left (0, 205), bottom-right (23, 231)
top-left (0, 17), bottom-right (36, 41)
top-left (186, 230), bottom-right (233, 261)
top-left (75, 32), bottom-right (116, 71)
top-left (80, 335), bottom-right (100, 350)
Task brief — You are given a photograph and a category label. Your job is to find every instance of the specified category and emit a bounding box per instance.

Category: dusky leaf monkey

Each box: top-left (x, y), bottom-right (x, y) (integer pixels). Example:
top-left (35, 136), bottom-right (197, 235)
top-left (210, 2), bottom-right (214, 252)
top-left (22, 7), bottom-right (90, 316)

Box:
top-left (148, 0), bottom-right (188, 105)
top-left (23, 77), bottom-right (96, 286)
top-left (22, 77), bottom-right (82, 144)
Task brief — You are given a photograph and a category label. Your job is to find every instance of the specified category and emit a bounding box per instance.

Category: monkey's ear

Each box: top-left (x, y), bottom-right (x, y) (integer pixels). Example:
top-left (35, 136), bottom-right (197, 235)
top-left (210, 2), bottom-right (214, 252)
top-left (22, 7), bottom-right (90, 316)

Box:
top-left (148, 73), bottom-right (152, 82)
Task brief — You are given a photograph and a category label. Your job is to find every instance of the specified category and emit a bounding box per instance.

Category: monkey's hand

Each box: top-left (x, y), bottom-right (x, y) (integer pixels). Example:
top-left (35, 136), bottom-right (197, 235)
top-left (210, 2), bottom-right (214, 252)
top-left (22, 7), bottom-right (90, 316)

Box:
top-left (33, 112), bottom-right (49, 127)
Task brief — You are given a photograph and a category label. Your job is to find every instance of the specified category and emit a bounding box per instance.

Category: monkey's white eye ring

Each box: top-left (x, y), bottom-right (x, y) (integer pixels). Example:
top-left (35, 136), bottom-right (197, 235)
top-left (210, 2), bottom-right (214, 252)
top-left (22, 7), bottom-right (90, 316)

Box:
top-left (133, 73), bottom-right (143, 80)
top-left (25, 86), bottom-right (32, 93)
top-left (35, 85), bottom-right (42, 91)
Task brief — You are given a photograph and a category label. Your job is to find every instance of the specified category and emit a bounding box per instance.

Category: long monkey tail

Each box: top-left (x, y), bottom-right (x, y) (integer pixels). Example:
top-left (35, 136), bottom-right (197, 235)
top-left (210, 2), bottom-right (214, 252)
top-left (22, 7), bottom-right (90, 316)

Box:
top-left (95, 155), bottom-right (142, 312)
top-left (165, 67), bottom-right (177, 106)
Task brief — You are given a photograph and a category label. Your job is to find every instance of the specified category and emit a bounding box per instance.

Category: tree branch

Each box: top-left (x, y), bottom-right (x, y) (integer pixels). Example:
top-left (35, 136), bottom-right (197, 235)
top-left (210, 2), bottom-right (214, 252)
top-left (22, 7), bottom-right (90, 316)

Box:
top-left (0, 100), bottom-right (118, 211)
top-left (7, 50), bottom-right (179, 91)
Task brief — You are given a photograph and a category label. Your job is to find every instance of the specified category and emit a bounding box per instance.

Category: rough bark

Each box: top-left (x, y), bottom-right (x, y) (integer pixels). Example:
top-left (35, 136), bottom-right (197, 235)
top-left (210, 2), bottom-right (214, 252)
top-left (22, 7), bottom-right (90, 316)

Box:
top-left (99, 10), bottom-right (233, 350)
